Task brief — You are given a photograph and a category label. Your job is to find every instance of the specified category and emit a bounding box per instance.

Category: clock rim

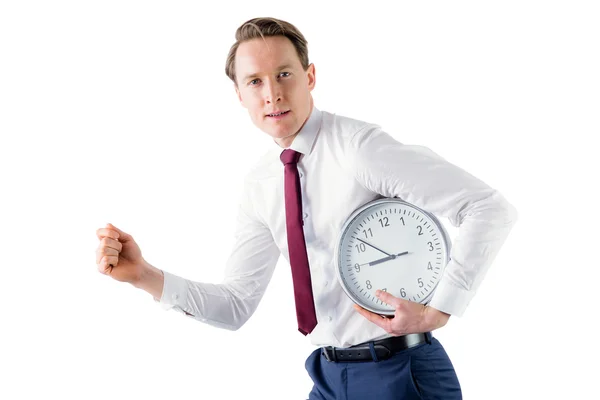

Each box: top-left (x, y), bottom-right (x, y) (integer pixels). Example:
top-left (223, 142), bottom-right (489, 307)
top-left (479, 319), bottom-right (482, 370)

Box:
top-left (334, 197), bottom-right (452, 316)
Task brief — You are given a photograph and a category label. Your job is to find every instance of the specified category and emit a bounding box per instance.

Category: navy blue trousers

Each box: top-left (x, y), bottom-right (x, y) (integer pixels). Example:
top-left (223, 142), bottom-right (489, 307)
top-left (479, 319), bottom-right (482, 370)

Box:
top-left (305, 335), bottom-right (462, 399)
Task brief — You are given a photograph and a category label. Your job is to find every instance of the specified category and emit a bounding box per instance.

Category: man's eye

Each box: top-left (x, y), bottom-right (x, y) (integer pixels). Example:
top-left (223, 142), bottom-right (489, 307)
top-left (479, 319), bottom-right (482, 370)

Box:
top-left (249, 79), bottom-right (259, 85)
top-left (280, 72), bottom-right (290, 77)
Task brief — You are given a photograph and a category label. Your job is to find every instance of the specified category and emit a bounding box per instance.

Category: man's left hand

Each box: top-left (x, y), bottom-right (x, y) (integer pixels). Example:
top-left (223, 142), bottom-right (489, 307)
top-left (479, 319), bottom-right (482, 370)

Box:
top-left (353, 289), bottom-right (450, 335)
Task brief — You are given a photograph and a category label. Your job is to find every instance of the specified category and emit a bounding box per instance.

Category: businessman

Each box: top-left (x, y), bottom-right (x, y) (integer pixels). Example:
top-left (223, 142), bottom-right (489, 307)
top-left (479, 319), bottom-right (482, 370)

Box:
top-left (96, 17), bottom-right (517, 399)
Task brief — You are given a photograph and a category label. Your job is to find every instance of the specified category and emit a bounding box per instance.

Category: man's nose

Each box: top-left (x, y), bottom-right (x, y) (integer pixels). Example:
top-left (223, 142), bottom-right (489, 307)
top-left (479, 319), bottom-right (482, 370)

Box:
top-left (263, 80), bottom-right (282, 104)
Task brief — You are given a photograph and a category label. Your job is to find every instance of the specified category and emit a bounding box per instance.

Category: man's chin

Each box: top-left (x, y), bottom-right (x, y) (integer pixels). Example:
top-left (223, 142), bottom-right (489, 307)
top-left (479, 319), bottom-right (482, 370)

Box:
top-left (269, 130), bottom-right (296, 141)
top-left (267, 130), bottom-right (299, 147)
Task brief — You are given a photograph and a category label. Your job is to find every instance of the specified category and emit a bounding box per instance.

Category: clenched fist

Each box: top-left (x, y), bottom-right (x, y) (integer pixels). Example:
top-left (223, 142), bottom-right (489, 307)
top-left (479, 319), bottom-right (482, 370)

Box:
top-left (96, 223), bottom-right (145, 284)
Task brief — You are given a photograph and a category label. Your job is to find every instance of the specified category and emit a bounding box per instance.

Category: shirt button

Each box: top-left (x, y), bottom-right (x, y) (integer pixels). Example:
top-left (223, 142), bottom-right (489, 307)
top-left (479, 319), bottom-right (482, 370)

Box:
top-left (328, 316), bottom-right (333, 322)
top-left (172, 294), bottom-right (179, 301)
top-left (324, 281), bottom-right (328, 287)
top-left (299, 172), bottom-right (304, 178)
top-left (303, 212), bottom-right (308, 219)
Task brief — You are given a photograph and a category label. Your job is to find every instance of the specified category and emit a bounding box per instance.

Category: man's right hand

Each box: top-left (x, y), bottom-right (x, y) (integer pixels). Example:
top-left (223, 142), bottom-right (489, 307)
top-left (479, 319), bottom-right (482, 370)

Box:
top-left (96, 223), bottom-right (145, 284)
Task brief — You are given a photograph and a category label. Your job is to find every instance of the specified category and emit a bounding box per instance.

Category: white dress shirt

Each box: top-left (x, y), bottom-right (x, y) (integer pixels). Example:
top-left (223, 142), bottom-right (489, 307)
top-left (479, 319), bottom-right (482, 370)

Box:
top-left (156, 106), bottom-right (518, 348)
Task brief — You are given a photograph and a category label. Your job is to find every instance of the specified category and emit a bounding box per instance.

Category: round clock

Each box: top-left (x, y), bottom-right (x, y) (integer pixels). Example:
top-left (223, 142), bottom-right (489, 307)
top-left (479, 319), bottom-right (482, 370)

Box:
top-left (334, 198), bottom-right (452, 316)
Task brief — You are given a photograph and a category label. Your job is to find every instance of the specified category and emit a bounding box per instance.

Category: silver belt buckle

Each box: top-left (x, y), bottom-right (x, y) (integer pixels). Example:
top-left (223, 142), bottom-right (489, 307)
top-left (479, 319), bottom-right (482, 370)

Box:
top-left (322, 347), bottom-right (335, 362)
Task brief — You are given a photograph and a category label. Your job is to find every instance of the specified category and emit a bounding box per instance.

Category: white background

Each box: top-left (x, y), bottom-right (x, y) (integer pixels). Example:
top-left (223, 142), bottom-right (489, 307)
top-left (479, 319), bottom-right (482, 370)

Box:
top-left (1, 1), bottom-right (598, 399)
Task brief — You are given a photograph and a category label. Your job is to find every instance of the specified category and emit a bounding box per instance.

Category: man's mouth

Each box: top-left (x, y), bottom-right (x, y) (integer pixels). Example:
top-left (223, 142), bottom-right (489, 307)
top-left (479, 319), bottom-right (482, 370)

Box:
top-left (266, 110), bottom-right (290, 118)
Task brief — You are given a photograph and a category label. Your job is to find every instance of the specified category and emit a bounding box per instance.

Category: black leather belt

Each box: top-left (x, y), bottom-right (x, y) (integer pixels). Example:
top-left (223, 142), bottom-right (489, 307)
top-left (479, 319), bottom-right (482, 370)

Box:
top-left (322, 332), bottom-right (431, 362)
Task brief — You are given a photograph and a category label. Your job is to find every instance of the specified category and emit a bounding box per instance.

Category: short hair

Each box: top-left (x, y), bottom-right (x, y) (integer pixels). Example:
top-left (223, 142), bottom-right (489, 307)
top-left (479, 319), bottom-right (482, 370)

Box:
top-left (225, 17), bottom-right (310, 85)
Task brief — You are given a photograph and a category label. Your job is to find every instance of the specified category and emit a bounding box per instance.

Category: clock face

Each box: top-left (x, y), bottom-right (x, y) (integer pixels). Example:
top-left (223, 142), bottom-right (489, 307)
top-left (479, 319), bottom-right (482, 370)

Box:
top-left (335, 198), bottom-right (451, 315)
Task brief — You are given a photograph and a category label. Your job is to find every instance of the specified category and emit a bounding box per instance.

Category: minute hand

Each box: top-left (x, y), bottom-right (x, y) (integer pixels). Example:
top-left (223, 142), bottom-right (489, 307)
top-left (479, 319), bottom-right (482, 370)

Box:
top-left (356, 238), bottom-right (392, 256)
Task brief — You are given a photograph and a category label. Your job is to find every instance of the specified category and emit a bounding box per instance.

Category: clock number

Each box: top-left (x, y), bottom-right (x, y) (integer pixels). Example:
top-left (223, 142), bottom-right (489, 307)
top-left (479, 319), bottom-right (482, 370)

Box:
top-left (366, 280), bottom-right (372, 290)
top-left (418, 278), bottom-right (424, 288)
top-left (355, 243), bottom-right (366, 253)
top-left (428, 241), bottom-right (434, 251)
top-left (400, 288), bottom-right (406, 297)
top-left (362, 228), bottom-right (373, 238)
top-left (417, 225), bottom-right (423, 236)
top-left (427, 262), bottom-right (433, 270)
top-left (354, 263), bottom-right (360, 273)
top-left (379, 217), bottom-right (389, 227)
top-left (400, 217), bottom-right (405, 226)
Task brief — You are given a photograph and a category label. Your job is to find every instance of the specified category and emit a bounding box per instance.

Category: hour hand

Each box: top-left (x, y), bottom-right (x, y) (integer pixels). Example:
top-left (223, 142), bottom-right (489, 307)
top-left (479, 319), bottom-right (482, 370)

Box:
top-left (362, 251), bottom-right (410, 267)
top-left (368, 255), bottom-right (396, 266)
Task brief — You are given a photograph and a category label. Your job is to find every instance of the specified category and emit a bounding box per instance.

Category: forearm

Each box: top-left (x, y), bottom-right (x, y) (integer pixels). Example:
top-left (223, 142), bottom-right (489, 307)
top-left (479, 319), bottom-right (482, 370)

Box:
top-left (132, 260), bottom-right (165, 301)
top-left (143, 198), bottom-right (280, 328)
top-left (159, 270), bottom-right (270, 330)
top-left (428, 191), bottom-right (518, 316)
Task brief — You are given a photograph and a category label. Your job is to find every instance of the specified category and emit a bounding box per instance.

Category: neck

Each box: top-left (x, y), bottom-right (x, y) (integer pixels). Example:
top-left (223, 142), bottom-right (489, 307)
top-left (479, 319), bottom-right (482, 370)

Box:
top-left (275, 98), bottom-right (314, 148)
top-left (274, 133), bottom-right (299, 148)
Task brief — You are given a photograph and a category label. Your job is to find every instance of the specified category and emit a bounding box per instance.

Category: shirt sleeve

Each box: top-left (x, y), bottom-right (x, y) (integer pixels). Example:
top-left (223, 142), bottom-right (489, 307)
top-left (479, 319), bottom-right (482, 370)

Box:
top-left (347, 125), bottom-right (518, 317)
top-left (154, 178), bottom-right (281, 330)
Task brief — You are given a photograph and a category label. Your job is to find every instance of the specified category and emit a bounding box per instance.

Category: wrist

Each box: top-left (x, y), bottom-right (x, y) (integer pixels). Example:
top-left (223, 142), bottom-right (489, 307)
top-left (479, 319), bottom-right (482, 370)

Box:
top-left (132, 259), bottom-right (149, 287)
top-left (423, 306), bottom-right (451, 331)
top-left (131, 260), bottom-right (165, 301)
top-left (133, 260), bottom-right (163, 290)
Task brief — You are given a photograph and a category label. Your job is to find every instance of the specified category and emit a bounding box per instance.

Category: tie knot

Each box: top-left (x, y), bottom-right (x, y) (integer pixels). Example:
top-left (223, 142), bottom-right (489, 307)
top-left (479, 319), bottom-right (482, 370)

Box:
top-left (280, 149), bottom-right (301, 165)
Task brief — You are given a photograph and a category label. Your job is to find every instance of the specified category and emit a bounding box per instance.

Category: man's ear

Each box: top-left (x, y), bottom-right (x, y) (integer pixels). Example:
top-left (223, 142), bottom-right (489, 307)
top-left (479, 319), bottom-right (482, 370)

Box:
top-left (235, 84), bottom-right (246, 108)
top-left (307, 63), bottom-right (316, 91)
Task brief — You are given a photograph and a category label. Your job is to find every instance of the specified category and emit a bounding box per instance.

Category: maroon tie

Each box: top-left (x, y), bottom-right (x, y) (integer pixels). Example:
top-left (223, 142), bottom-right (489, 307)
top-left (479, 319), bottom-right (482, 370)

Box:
top-left (280, 149), bottom-right (318, 335)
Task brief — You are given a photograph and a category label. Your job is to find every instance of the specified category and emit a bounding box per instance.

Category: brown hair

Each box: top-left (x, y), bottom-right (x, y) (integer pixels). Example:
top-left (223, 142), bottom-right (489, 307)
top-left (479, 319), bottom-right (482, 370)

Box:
top-left (225, 17), bottom-right (310, 86)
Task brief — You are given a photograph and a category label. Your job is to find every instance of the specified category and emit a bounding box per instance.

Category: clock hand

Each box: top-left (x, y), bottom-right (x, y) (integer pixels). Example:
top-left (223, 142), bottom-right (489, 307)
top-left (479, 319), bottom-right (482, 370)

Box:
top-left (368, 254), bottom-right (396, 266)
top-left (356, 238), bottom-right (392, 256)
top-left (358, 251), bottom-right (410, 267)
top-left (357, 254), bottom-right (394, 267)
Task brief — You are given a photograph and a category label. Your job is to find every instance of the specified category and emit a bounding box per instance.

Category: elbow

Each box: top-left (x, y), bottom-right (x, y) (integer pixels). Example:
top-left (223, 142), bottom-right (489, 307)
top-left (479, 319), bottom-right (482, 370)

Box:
top-left (218, 313), bottom-right (251, 332)
top-left (462, 190), bottom-right (519, 231)
top-left (220, 281), bottom-right (262, 331)
top-left (509, 203), bottom-right (518, 226)
top-left (498, 193), bottom-right (519, 227)
top-left (479, 191), bottom-right (518, 236)
top-left (185, 309), bottom-right (249, 331)
top-left (476, 190), bottom-right (518, 223)
top-left (227, 302), bottom-right (254, 331)
top-left (226, 321), bottom-right (247, 331)
top-left (209, 288), bottom-right (256, 331)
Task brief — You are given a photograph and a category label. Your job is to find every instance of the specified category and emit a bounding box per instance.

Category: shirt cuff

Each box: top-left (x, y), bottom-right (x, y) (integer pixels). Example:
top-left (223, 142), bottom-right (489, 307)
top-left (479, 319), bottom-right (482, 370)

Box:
top-left (153, 270), bottom-right (190, 313)
top-left (427, 277), bottom-right (475, 317)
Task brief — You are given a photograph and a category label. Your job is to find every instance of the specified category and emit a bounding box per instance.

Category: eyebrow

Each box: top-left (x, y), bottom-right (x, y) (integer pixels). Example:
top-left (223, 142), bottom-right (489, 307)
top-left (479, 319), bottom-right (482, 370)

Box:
top-left (242, 64), bottom-right (294, 82)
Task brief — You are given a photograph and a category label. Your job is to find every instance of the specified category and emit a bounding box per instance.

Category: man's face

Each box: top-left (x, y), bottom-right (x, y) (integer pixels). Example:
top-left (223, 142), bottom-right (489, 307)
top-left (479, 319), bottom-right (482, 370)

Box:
top-left (234, 35), bottom-right (316, 147)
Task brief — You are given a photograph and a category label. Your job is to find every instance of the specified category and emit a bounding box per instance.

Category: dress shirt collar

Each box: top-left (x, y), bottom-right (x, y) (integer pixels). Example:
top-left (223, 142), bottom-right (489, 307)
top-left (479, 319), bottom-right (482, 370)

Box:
top-left (283, 106), bottom-right (322, 156)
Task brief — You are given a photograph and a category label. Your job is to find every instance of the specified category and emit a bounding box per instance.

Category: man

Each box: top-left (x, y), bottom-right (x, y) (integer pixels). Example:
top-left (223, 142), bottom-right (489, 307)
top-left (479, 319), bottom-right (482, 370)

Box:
top-left (96, 17), bottom-right (517, 399)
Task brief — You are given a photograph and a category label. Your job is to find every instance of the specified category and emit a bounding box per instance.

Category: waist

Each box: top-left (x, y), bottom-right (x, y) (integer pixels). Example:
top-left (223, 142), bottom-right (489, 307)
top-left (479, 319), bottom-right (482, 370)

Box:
top-left (321, 332), bottom-right (432, 363)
